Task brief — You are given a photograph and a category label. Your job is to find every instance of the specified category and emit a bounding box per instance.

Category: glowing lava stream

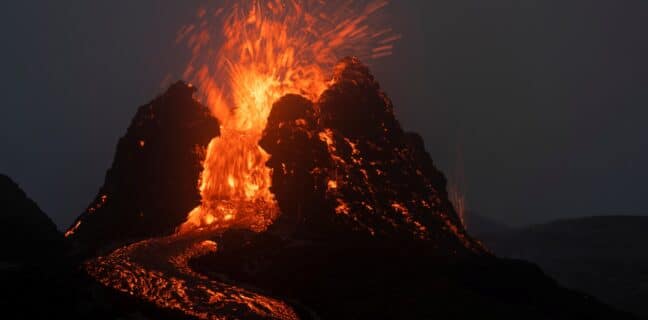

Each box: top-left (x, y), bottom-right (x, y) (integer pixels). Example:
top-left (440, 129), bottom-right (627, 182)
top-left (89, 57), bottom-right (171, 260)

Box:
top-left (85, 1), bottom-right (398, 319)
top-left (86, 232), bottom-right (298, 320)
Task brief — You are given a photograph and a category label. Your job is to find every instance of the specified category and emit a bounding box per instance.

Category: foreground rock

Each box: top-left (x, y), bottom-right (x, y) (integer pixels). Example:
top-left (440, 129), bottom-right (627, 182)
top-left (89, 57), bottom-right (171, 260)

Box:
top-left (65, 82), bottom-right (220, 252)
top-left (0, 174), bottom-right (197, 319)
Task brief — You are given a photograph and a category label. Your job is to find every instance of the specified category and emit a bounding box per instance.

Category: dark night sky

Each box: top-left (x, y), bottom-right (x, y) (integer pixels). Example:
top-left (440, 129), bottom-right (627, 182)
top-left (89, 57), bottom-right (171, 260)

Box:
top-left (1, 1), bottom-right (647, 230)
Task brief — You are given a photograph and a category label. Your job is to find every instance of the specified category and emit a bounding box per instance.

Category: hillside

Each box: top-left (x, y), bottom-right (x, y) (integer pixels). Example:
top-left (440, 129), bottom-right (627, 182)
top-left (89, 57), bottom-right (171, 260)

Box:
top-left (481, 215), bottom-right (648, 318)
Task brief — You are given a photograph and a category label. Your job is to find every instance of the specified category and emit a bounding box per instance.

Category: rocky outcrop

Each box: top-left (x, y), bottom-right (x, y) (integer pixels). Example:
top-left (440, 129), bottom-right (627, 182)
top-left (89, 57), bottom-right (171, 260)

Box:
top-left (65, 82), bottom-right (219, 251)
top-left (0, 174), bottom-right (63, 263)
top-left (260, 57), bottom-right (481, 252)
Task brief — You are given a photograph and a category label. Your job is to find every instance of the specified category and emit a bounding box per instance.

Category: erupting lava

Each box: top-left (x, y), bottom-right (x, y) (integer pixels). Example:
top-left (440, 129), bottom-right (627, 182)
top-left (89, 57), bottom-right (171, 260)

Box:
top-left (177, 0), bottom-right (399, 233)
top-left (79, 2), bottom-right (492, 319)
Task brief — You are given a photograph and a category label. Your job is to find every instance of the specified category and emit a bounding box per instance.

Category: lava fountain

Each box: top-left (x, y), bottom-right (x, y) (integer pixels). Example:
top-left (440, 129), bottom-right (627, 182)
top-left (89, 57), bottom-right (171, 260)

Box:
top-left (177, 0), bottom-right (400, 233)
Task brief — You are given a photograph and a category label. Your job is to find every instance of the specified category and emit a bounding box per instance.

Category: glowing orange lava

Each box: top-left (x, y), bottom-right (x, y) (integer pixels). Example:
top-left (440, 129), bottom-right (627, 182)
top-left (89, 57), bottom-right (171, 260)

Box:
top-left (177, 0), bottom-right (399, 233)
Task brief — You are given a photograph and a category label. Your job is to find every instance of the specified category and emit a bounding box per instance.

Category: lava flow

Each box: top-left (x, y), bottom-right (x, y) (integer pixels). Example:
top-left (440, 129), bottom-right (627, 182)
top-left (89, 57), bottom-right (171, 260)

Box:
top-left (85, 1), bottom-right (399, 319)
top-left (85, 232), bottom-right (298, 320)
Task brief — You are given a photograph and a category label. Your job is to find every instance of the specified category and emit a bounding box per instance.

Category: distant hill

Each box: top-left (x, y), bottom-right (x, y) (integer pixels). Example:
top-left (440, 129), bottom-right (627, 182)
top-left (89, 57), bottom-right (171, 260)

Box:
top-left (479, 215), bottom-right (648, 319)
top-left (464, 211), bottom-right (512, 236)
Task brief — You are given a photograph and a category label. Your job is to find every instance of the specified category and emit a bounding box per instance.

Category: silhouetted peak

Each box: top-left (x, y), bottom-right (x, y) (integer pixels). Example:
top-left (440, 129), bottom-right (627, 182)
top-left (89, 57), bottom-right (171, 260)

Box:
top-left (0, 174), bottom-right (63, 263)
top-left (331, 56), bottom-right (377, 87)
top-left (317, 57), bottom-right (399, 140)
top-left (66, 81), bottom-right (220, 252)
top-left (0, 174), bottom-right (25, 202)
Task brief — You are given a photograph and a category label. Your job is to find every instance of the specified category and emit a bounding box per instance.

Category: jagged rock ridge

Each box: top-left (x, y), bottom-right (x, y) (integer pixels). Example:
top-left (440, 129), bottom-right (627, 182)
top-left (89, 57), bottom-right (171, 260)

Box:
top-left (65, 82), bottom-right (220, 250)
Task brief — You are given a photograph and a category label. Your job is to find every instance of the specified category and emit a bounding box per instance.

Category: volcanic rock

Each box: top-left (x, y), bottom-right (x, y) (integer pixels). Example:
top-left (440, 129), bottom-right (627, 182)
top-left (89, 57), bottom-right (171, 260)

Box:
top-left (260, 57), bottom-right (480, 252)
top-left (0, 174), bottom-right (63, 263)
top-left (65, 81), bottom-right (219, 251)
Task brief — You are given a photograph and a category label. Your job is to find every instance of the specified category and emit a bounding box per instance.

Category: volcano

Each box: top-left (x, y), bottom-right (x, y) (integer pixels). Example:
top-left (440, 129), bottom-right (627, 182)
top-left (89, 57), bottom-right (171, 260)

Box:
top-left (62, 58), bottom-right (636, 319)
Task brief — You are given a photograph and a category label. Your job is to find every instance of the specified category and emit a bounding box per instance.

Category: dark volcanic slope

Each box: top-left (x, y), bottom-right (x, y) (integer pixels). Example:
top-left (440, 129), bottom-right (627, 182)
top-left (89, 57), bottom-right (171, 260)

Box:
top-left (260, 57), bottom-right (481, 253)
top-left (0, 174), bottom-right (63, 263)
top-left (482, 215), bottom-right (648, 319)
top-left (66, 82), bottom-right (219, 251)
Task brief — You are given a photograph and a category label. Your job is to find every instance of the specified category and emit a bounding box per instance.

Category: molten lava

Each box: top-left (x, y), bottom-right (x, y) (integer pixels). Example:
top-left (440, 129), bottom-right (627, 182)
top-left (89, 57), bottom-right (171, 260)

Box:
top-left (177, 0), bottom-right (399, 233)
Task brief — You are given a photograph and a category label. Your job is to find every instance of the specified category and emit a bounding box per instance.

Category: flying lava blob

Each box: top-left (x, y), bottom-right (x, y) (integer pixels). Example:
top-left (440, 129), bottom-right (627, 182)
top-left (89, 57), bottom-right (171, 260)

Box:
top-left (176, 0), bottom-right (400, 233)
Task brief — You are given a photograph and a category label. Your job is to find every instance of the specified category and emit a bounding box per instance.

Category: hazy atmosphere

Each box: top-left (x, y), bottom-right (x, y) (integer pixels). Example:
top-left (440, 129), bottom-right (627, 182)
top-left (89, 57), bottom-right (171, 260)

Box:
top-left (1, 0), bottom-right (647, 230)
